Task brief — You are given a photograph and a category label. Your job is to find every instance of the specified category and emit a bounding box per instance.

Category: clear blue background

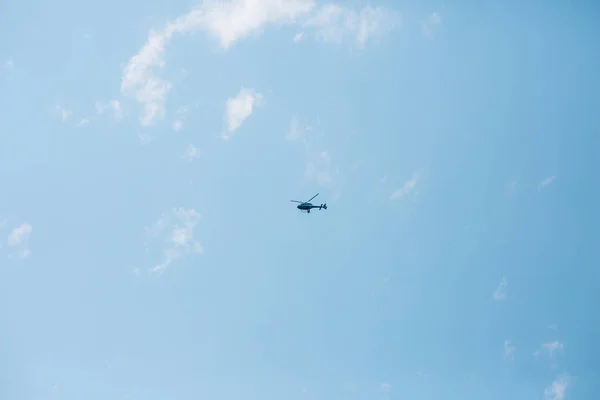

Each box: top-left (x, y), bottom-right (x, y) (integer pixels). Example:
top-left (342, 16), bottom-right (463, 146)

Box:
top-left (1, 1), bottom-right (598, 399)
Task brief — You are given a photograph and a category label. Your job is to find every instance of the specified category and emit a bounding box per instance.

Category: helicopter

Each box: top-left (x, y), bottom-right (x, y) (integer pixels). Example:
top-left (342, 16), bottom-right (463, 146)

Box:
top-left (290, 193), bottom-right (327, 213)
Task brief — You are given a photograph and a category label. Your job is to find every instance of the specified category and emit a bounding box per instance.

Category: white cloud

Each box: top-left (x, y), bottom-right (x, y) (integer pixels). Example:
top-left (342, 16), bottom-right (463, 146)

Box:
top-left (5, 57), bottom-right (14, 69)
top-left (14, 249), bottom-right (31, 260)
top-left (380, 383), bottom-right (391, 400)
top-left (305, 4), bottom-right (398, 47)
top-left (355, 6), bottom-right (398, 47)
top-left (293, 32), bottom-right (304, 41)
top-left (544, 374), bottom-right (570, 400)
top-left (504, 340), bottom-right (516, 359)
top-left (121, 0), bottom-right (315, 127)
top-left (196, 0), bottom-right (315, 49)
top-left (539, 175), bottom-right (556, 190)
top-left (76, 118), bottom-right (90, 127)
top-left (293, 118), bottom-right (344, 199)
top-left (535, 341), bottom-right (564, 359)
top-left (56, 106), bottom-right (71, 122)
top-left (95, 99), bottom-right (123, 120)
top-left (139, 133), bottom-right (153, 145)
top-left (121, 29), bottom-right (173, 127)
top-left (183, 144), bottom-right (200, 161)
top-left (121, 1), bottom-right (397, 126)
top-left (7, 223), bottom-right (32, 259)
top-left (390, 172), bottom-right (419, 200)
top-left (543, 341), bottom-right (565, 354)
top-left (172, 106), bottom-right (188, 132)
top-left (305, 151), bottom-right (338, 186)
top-left (7, 223), bottom-right (32, 246)
top-left (421, 11), bottom-right (442, 38)
top-left (173, 120), bottom-right (183, 132)
top-left (224, 88), bottom-right (262, 138)
top-left (145, 208), bottom-right (203, 275)
top-left (493, 277), bottom-right (507, 300)
top-left (287, 116), bottom-right (304, 140)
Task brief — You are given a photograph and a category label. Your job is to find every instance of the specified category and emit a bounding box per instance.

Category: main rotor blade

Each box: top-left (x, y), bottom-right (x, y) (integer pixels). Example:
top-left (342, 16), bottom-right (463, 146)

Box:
top-left (307, 193), bottom-right (319, 202)
top-left (290, 200), bottom-right (303, 203)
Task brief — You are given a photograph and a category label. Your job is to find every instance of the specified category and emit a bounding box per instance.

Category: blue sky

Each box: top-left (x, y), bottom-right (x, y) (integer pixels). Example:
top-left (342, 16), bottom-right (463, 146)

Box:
top-left (1, 0), bottom-right (599, 399)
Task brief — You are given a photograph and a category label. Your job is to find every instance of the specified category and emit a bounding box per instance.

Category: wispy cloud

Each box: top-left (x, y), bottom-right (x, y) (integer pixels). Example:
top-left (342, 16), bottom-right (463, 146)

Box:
top-left (172, 120), bottom-right (183, 132)
top-left (305, 4), bottom-right (399, 47)
top-left (189, 0), bottom-right (315, 49)
top-left (95, 99), bottom-right (123, 120)
top-left (76, 118), bottom-right (90, 127)
top-left (535, 341), bottom-right (564, 360)
top-left (139, 133), bottom-right (152, 145)
top-left (544, 374), bottom-right (571, 400)
top-left (493, 277), bottom-right (507, 300)
top-left (120, 0), bottom-right (314, 127)
top-left (56, 105), bottom-right (71, 122)
top-left (224, 88), bottom-right (262, 138)
top-left (379, 383), bottom-right (391, 400)
top-left (7, 223), bottom-right (32, 259)
top-left (293, 117), bottom-right (346, 200)
top-left (287, 116), bottom-right (304, 141)
top-left (145, 208), bottom-right (203, 275)
top-left (120, 1), bottom-right (398, 126)
top-left (293, 32), bottom-right (304, 42)
top-left (172, 106), bottom-right (187, 132)
top-left (183, 144), bottom-right (200, 161)
top-left (305, 151), bottom-right (339, 186)
top-left (120, 29), bottom-right (173, 126)
top-left (421, 11), bottom-right (442, 38)
top-left (390, 172), bottom-right (420, 200)
top-left (380, 383), bottom-right (391, 391)
top-left (539, 176), bottom-right (556, 191)
top-left (4, 57), bottom-right (14, 69)
top-left (504, 340), bottom-right (516, 359)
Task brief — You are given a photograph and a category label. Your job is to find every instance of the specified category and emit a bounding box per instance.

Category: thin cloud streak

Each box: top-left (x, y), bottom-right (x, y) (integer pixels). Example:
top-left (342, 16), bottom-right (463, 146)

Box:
top-left (539, 175), bottom-right (556, 190)
top-left (493, 277), bottom-right (507, 300)
top-left (390, 172), bottom-right (420, 200)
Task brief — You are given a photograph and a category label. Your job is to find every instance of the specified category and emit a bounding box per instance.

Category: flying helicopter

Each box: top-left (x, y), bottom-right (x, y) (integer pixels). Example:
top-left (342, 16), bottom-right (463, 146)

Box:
top-left (290, 193), bottom-right (327, 213)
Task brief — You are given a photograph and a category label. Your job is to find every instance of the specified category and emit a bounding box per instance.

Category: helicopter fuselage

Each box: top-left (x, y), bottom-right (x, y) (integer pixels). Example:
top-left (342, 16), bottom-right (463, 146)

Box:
top-left (296, 202), bottom-right (327, 213)
top-left (296, 202), bottom-right (316, 210)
